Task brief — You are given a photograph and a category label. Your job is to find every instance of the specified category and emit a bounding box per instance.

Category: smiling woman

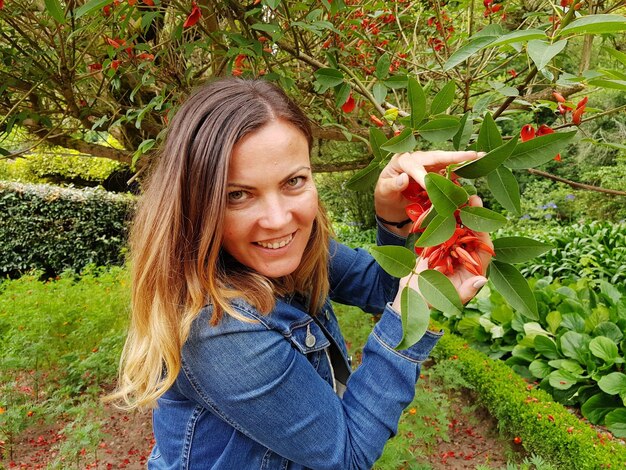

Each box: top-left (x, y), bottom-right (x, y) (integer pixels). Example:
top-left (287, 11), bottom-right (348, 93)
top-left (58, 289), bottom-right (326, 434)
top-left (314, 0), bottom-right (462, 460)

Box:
top-left (108, 78), bottom-right (489, 469)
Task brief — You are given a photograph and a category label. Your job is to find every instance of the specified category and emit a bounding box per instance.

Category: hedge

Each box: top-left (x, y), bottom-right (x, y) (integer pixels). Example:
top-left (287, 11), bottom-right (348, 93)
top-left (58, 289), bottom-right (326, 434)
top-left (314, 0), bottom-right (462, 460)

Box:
top-left (0, 181), bottom-right (134, 278)
top-left (432, 321), bottom-right (626, 469)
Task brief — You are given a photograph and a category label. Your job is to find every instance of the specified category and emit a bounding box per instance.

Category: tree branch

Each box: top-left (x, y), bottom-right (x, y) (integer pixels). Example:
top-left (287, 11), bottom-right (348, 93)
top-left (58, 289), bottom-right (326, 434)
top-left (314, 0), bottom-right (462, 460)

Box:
top-left (527, 168), bottom-right (626, 196)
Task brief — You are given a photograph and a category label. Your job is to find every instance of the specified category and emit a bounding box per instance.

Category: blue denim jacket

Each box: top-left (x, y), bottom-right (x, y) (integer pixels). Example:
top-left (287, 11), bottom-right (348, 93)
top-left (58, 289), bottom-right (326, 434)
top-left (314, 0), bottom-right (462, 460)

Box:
top-left (149, 225), bottom-right (443, 469)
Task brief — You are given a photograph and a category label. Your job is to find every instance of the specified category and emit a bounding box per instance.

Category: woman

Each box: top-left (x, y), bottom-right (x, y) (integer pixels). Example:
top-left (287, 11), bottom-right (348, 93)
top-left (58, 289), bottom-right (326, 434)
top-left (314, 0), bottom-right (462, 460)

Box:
top-left (112, 78), bottom-right (489, 469)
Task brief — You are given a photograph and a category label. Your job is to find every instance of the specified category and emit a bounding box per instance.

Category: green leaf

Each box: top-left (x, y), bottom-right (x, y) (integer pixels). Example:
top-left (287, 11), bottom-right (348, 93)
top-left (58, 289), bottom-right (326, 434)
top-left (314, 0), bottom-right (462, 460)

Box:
top-left (587, 79), bottom-right (626, 91)
top-left (346, 160), bottom-right (382, 190)
top-left (527, 39), bottom-right (567, 71)
top-left (334, 83), bottom-right (350, 108)
top-left (373, 82), bottom-right (387, 105)
top-left (489, 261), bottom-right (538, 320)
top-left (417, 269), bottom-right (463, 315)
top-left (590, 337), bottom-right (619, 364)
top-left (74, 0), bottom-right (113, 19)
top-left (455, 137), bottom-right (517, 179)
top-left (505, 131), bottom-right (576, 169)
top-left (493, 236), bottom-right (552, 263)
top-left (529, 360), bottom-right (553, 379)
top-left (452, 112), bottom-right (472, 151)
top-left (369, 127), bottom-right (391, 162)
top-left (380, 128), bottom-right (416, 153)
top-left (559, 14), bottom-right (626, 36)
top-left (604, 46), bottom-right (626, 67)
top-left (415, 214), bottom-right (456, 248)
top-left (477, 113), bottom-right (503, 152)
top-left (560, 331), bottom-right (589, 364)
top-left (376, 53), bottom-right (391, 80)
top-left (534, 335), bottom-right (559, 360)
top-left (430, 82), bottom-right (456, 115)
top-left (369, 245), bottom-right (416, 278)
top-left (384, 75), bottom-right (409, 89)
top-left (489, 29), bottom-right (547, 47)
top-left (443, 37), bottom-right (498, 71)
top-left (598, 372), bottom-right (626, 397)
top-left (418, 117), bottom-right (461, 143)
top-left (546, 311), bottom-right (562, 335)
top-left (408, 77), bottom-right (426, 129)
top-left (45, 0), bottom-right (66, 23)
top-left (581, 393), bottom-right (622, 424)
top-left (605, 409), bottom-right (626, 438)
top-left (396, 287), bottom-right (431, 349)
top-left (313, 68), bottom-right (344, 87)
top-left (424, 173), bottom-right (468, 216)
top-left (548, 369), bottom-right (579, 390)
top-left (459, 206), bottom-right (507, 232)
top-left (487, 167), bottom-right (520, 215)
top-left (264, 0), bottom-right (281, 8)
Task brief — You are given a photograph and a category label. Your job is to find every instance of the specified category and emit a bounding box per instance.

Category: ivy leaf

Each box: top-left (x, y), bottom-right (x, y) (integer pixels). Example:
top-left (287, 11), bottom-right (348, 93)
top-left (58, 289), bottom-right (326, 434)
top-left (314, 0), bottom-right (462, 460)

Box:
top-left (396, 287), bottom-right (431, 350)
top-left (418, 117), bottom-right (461, 143)
top-left (380, 128), bottom-right (416, 153)
top-left (430, 82), bottom-right (456, 115)
top-left (505, 131), bottom-right (576, 169)
top-left (455, 137), bottom-right (517, 179)
top-left (418, 269), bottom-right (463, 315)
top-left (369, 245), bottom-right (416, 278)
top-left (408, 77), bottom-right (426, 129)
top-left (415, 214), bottom-right (456, 247)
top-left (487, 166), bottom-right (520, 215)
top-left (477, 113), bottom-right (502, 152)
top-left (452, 112), bottom-right (472, 150)
top-left (424, 173), bottom-right (468, 216)
top-left (527, 39), bottom-right (567, 71)
top-left (493, 237), bottom-right (553, 263)
top-left (459, 206), bottom-right (507, 232)
top-left (489, 261), bottom-right (538, 320)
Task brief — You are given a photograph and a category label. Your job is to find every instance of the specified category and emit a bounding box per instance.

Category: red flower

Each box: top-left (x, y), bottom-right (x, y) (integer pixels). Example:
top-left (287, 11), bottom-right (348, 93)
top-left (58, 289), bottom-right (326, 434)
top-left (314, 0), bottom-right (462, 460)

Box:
top-left (128, 0), bottom-right (137, 5)
top-left (560, 0), bottom-right (572, 6)
top-left (421, 226), bottom-right (493, 275)
top-left (557, 102), bottom-right (572, 115)
top-left (341, 94), bottom-right (356, 113)
top-left (491, 4), bottom-right (502, 12)
top-left (513, 436), bottom-right (522, 445)
top-left (142, 0), bottom-right (154, 5)
top-left (0, 0), bottom-right (4, 9)
top-left (536, 124), bottom-right (554, 136)
top-left (552, 92), bottom-right (566, 103)
top-left (136, 52), bottom-right (155, 61)
top-left (88, 63), bottom-right (103, 72)
top-left (183, 2), bottom-right (202, 28)
top-left (554, 154), bottom-right (562, 161)
top-left (572, 97), bottom-right (587, 125)
top-left (234, 54), bottom-right (246, 68)
top-left (103, 4), bottom-right (111, 16)
top-left (370, 115), bottom-right (384, 127)
top-left (110, 59), bottom-right (121, 71)
top-left (232, 68), bottom-right (243, 77)
top-left (508, 69), bottom-right (517, 78)
top-left (520, 124), bottom-right (536, 142)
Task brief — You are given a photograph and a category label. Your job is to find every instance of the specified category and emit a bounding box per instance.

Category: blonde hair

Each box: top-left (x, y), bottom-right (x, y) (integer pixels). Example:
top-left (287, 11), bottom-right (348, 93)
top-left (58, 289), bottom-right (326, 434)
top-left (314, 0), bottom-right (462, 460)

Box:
top-left (109, 79), bottom-right (333, 409)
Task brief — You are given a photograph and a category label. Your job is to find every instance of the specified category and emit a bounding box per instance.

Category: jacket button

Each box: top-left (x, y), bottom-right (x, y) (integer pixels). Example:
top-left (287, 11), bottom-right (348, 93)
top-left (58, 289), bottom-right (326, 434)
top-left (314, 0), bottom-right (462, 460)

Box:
top-left (325, 310), bottom-right (330, 320)
top-left (305, 324), bottom-right (316, 347)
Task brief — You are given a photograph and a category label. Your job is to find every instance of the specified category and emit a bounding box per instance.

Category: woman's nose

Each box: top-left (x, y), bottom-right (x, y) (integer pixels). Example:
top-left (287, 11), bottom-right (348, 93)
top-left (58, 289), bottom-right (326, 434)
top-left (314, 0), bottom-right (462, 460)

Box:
top-left (257, 195), bottom-right (293, 229)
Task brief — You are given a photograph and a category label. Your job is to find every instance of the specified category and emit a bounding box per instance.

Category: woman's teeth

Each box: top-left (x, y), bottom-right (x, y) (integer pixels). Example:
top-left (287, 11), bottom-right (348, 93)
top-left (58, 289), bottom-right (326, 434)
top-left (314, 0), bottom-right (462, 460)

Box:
top-left (257, 234), bottom-right (293, 249)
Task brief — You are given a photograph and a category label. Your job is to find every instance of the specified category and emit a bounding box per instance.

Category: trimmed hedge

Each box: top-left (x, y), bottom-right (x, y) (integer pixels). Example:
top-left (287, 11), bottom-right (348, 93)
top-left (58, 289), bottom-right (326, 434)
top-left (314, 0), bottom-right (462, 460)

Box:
top-left (0, 181), bottom-right (134, 278)
top-left (432, 321), bottom-right (626, 469)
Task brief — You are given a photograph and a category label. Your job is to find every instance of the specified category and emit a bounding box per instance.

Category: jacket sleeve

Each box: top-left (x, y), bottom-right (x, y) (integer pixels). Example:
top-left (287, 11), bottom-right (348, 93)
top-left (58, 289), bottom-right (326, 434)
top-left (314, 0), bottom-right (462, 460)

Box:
top-left (328, 220), bottom-right (408, 313)
top-left (180, 305), bottom-right (442, 470)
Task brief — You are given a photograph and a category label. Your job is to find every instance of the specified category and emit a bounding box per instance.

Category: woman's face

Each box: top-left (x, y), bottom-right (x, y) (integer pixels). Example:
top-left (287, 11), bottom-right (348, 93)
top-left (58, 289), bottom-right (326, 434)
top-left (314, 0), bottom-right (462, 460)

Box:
top-left (221, 120), bottom-right (318, 279)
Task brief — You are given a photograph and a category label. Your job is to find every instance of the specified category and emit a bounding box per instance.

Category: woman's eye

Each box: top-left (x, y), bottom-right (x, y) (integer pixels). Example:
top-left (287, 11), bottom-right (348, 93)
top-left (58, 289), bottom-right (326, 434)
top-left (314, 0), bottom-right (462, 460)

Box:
top-left (286, 176), bottom-right (306, 188)
top-left (228, 190), bottom-right (248, 203)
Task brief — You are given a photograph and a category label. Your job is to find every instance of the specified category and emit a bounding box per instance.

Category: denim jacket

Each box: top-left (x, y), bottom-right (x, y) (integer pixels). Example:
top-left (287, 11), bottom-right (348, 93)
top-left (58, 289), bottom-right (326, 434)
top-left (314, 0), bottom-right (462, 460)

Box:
top-left (149, 225), bottom-right (443, 470)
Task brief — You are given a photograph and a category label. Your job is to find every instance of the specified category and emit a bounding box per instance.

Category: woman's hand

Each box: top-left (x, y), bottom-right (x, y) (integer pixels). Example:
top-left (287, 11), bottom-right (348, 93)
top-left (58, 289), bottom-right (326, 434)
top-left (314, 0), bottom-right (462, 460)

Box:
top-left (375, 150), bottom-right (482, 237)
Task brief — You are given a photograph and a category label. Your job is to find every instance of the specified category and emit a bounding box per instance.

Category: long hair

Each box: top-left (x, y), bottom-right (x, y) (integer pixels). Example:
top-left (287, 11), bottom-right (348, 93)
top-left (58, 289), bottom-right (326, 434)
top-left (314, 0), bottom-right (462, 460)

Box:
top-left (111, 78), bottom-right (332, 409)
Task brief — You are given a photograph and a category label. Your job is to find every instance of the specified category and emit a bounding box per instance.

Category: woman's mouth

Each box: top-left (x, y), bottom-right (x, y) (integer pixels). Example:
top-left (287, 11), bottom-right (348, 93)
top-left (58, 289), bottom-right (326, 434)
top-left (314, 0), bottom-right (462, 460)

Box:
top-left (255, 233), bottom-right (294, 250)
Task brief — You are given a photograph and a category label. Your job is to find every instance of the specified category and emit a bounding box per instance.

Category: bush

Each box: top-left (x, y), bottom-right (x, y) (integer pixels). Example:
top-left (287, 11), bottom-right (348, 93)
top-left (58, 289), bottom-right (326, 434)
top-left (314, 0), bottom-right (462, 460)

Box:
top-left (0, 181), bottom-right (135, 278)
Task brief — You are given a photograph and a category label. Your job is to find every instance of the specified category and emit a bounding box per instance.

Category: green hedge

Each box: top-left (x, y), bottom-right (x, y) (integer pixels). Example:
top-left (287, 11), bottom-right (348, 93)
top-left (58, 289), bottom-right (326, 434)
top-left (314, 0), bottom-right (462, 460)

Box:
top-left (432, 323), bottom-right (626, 469)
top-left (0, 181), bottom-right (134, 278)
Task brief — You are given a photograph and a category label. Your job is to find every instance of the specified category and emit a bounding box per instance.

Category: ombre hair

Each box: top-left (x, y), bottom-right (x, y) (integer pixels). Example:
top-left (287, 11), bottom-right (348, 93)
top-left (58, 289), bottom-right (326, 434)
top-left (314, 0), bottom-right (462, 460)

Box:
top-left (111, 78), bottom-right (332, 408)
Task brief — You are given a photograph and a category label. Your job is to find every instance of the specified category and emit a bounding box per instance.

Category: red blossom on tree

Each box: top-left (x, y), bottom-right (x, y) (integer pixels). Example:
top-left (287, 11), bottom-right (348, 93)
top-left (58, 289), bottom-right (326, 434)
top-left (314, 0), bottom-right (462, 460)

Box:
top-left (520, 124), bottom-right (536, 142)
top-left (536, 124), bottom-right (554, 136)
top-left (369, 115), bottom-right (384, 127)
top-left (341, 94), bottom-right (356, 113)
top-left (572, 96), bottom-right (588, 125)
top-left (183, 2), bottom-right (202, 28)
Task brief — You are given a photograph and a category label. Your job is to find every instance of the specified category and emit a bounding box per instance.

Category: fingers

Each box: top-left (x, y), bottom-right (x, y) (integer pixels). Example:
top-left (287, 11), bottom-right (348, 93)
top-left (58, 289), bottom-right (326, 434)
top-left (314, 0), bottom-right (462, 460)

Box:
top-left (410, 150), bottom-right (482, 167)
top-left (458, 275), bottom-right (488, 305)
top-left (376, 171), bottom-right (408, 199)
top-left (468, 194), bottom-right (483, 207)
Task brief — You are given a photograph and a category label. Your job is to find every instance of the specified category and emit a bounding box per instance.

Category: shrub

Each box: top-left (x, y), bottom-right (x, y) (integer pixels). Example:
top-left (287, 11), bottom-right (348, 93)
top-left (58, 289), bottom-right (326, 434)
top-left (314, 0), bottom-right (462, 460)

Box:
top-left (0, 181), bottom-right (134, 278)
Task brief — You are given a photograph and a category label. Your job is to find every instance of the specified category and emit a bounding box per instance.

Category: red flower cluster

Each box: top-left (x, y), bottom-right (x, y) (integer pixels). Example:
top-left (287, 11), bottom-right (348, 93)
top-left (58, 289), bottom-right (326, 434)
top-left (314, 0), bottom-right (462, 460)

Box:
top-left (483, 0), bottom-right (503, 17)
top-left (341, 93), bottom-right (356, 113)
top-left (520, 124), bottom-right (561, 161)
top-left (553, 92), bottom-right (588, 126)
top-left (183, 2), bottom-right (202, 28)
top-left (402, 178), bottom-right (494, 275)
